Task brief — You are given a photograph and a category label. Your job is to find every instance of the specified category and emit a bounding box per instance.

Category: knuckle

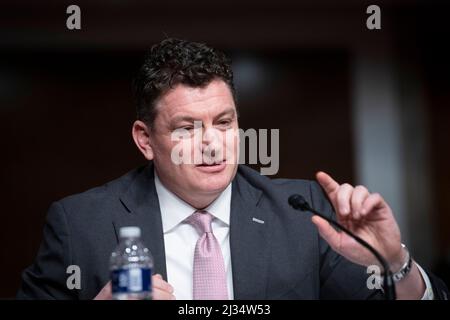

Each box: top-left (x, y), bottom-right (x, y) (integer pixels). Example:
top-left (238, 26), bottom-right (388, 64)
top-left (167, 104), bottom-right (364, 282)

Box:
top-left (355, 185), bottom-right (368, 193)
top-left (154, 280), bottom-right (171, 292)
top-left (341, 183), bottom-right (353, 190)
top-left (372, 192), bottom-right (381, 199)
top-left (153, 281), bottom-right (164, 289)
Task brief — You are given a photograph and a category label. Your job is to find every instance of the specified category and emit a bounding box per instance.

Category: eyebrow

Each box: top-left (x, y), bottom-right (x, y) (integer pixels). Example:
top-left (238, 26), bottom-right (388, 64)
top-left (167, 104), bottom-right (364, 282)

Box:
top-left (215, 108), bottom-right (236, 120)
top-left (170, 108), bottom-right (236, 124)
top-left (171, 115), bottom-right (197, 124)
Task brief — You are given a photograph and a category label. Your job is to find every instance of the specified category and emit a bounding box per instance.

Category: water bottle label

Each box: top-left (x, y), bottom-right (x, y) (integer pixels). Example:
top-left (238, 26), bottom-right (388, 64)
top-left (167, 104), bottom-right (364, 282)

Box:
top-left (111, 267), bottom-right (151, 293)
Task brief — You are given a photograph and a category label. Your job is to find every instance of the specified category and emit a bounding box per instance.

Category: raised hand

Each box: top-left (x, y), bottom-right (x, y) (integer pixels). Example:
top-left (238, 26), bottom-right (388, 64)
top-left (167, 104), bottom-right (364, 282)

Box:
top-left (313, 171), bottom-right (405, 270)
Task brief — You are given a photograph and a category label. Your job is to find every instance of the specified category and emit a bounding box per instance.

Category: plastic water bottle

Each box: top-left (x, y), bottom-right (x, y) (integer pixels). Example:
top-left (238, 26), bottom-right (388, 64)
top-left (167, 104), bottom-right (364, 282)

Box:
top-left (110, 226), bottom-right (153, 300)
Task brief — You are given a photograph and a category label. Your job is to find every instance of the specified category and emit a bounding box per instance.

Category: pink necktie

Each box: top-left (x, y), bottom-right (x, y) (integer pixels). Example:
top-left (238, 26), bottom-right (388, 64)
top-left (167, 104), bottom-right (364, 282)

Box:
top-left (187, 210), bottom-right (228, 300)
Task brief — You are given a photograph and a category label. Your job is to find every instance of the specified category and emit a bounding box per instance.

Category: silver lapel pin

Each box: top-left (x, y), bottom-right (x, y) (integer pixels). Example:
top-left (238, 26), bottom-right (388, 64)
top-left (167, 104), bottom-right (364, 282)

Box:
top-left (252, 217), bottom-right (265, 224)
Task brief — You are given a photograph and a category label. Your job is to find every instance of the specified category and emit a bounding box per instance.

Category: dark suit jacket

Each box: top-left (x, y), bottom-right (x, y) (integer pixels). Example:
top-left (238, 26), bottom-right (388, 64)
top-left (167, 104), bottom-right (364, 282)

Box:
top-left (17, 163), bottom-right (449, 299)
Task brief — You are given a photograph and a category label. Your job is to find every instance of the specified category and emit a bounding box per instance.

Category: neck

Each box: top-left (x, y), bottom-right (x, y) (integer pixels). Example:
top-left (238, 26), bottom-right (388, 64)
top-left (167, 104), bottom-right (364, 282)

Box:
top-left (175, 191), bottom-right (220, 210)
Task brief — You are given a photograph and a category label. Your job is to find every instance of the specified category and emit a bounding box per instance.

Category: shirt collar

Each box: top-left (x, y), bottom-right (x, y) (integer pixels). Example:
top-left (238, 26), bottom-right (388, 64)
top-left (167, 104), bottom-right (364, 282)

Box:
top-left (154, 170), bottom-right (232, 233)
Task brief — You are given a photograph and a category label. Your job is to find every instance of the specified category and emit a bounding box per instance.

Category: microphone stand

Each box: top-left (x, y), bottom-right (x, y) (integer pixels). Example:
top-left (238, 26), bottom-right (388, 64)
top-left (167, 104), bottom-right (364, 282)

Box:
top-left (288, 194), bottom-right (396, 300)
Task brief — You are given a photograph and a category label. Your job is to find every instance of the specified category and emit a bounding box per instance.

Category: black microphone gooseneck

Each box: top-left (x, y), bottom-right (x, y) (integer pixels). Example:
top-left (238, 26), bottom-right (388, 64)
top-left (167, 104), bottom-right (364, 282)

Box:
top-left (288, 194), bottom-right (396, 300)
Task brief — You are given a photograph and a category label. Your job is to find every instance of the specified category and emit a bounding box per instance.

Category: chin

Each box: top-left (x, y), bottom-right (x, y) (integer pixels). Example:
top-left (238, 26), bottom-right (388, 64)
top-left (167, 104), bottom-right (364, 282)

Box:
top-left (192, 174), bottom-right (232, 194)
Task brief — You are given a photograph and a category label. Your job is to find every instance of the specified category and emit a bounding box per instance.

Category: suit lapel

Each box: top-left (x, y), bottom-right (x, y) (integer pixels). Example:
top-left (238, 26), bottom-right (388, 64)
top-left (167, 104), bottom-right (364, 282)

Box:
top-left (114, 164), bottom-right (168, 280)
top-left (113, 163), bottom-right (272, 296)
top-left (230, 171), bottom-right (272, 299)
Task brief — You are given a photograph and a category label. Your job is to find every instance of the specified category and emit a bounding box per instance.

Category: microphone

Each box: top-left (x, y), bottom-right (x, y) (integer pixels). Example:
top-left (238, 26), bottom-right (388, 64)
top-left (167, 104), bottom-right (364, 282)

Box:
top-left (288, 194), bottom-right (396, 300)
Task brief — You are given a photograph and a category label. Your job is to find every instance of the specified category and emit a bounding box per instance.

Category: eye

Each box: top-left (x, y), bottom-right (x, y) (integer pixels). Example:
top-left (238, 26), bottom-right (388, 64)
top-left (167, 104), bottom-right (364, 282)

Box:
top-left (172, 125), bottom-right (195, 139)
top-left (217, 119), bottom-right (232, 127)
top-left (173, 124), bottom-right (195, 131)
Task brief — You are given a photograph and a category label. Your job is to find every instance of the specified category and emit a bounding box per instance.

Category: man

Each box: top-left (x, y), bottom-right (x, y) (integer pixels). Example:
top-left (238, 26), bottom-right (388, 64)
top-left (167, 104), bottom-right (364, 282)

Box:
top-left (17, 38), bottom-right (448, 300)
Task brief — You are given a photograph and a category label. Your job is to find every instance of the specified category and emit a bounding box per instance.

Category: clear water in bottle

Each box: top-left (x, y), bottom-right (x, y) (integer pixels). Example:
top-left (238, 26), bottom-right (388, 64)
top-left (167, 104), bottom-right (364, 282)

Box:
top-left (110, 226), bottom-right (153, 300)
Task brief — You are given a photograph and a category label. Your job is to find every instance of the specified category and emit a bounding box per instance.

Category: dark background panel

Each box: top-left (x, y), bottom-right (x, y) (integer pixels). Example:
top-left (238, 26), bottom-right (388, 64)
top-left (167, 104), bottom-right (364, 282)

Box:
top-left (1, 0), bottom-right (449, 298)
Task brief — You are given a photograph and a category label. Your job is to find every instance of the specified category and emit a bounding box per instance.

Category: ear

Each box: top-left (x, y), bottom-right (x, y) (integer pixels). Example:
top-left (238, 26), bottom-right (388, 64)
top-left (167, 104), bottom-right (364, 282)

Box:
top-left (132, 120), bottom-right (154, 160)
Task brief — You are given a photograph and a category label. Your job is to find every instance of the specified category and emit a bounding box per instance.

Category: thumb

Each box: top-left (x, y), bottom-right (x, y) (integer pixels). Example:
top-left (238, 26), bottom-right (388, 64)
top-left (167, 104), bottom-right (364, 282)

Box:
top-left (94, 281), bottom-right (112, 300)
top-left (311, 216), bottom-right (341, 252)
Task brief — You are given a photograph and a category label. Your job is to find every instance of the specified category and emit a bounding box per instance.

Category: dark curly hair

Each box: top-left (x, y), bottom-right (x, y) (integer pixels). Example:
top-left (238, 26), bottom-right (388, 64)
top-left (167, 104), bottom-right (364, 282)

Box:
top-left (133, 38), bottom-right (236, 126)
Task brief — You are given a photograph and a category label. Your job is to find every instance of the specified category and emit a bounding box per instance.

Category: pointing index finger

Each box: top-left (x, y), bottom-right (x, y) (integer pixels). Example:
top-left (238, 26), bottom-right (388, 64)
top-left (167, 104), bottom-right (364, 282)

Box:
top-left (316, 171), bottom-right (340, 197)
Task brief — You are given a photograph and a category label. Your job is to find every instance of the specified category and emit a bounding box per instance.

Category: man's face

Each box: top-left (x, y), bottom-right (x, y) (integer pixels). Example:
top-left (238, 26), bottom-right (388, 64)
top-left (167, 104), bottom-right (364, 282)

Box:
top-left (149, 79), bottom-right (239, 201)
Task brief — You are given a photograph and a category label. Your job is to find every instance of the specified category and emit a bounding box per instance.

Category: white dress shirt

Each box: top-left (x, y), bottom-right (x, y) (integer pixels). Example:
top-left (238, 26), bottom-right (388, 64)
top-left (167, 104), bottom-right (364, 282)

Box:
top-left (154, 171), bottom-right (434, 300)
top-left (154, 172), bottom-right (234, 300)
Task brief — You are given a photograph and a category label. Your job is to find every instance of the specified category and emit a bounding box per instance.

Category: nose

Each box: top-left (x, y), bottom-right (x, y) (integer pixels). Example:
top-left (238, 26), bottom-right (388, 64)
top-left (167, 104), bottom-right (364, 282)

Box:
top-left (201, 126), bottom-right (223, 159)
top-left (202, 125), bottom-right (221, 145)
